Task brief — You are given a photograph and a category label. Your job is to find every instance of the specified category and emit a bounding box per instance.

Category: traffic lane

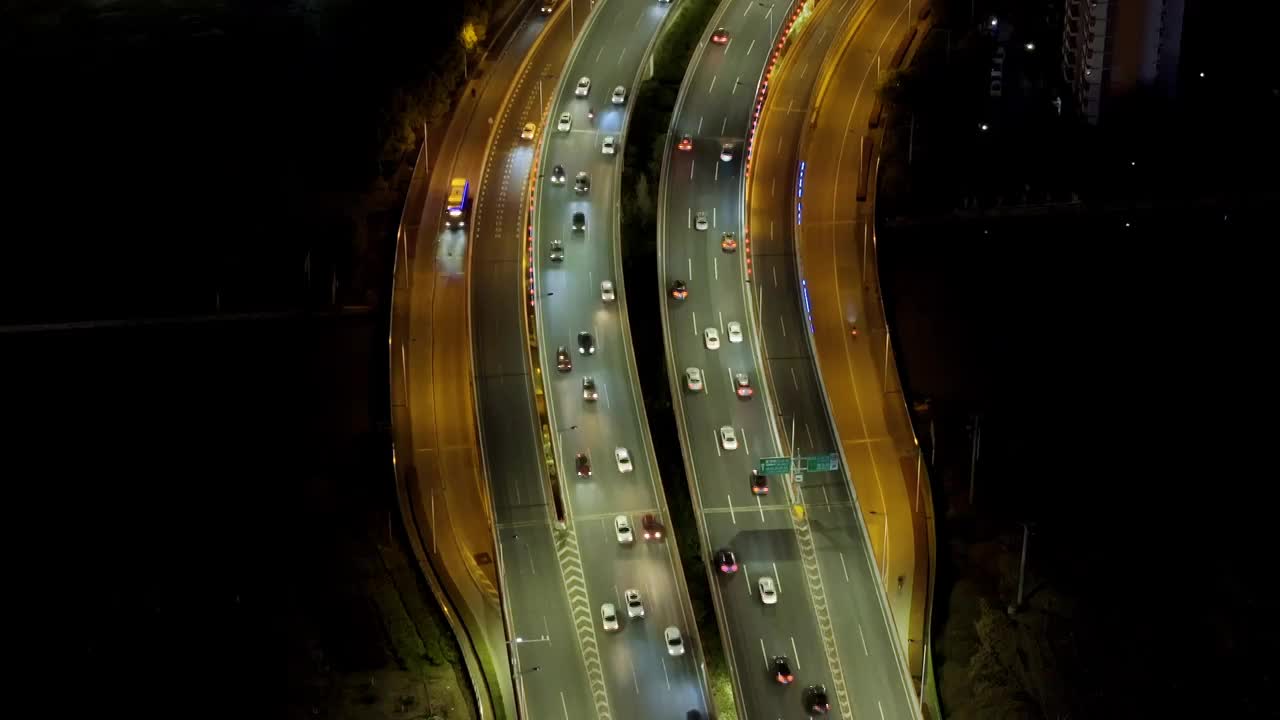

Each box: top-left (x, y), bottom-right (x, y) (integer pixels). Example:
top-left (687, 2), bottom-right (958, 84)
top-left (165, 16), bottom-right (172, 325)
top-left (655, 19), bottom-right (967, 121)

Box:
top-left (808, 510), bottom-right (917, 719)
top-left (702, 510), bottom-right (843, 719)
top-left (579, 515), bottom-right (707, 719)
top-left (501, 524), bottom-right (595, 715)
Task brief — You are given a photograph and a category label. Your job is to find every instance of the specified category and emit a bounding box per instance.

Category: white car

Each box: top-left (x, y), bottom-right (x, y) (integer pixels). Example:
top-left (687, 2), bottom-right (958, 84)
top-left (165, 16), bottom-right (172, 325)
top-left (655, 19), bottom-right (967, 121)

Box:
top-left (727, 321), bottom-right (743, 343)
top-left (758, 576), bottom-right (778, 605)
top-left (615, 447), bottom-right (633, 473)
top-left (703, 327), bottom-right (720, 350)
top-left (720, 143), bottom-right (734, 161)
top-left (600, 280), bottom-right (616, 302)
top-left (664, 626), bottom-right (685, 656)
top-left (601, 135), bottom-right (616, 155)
top-left (601, 603), bottom-right (620, 631)
top-left (521, 122), bottom-right (536, 140)
top-left (719, 425), bottom-right (738, 451)
top-left (694, 211), bottom-right (708, 230)
top-left (685, 367), bottom-right (703, 392)
top-left (575, 76), bottom-right (591, 97)
top-left (625, 589), bottom-right (645, 618)
top-left (614, 514), bottom-right (634, 544)
top-left (557, 112), bottom-right (572, 132)
top-left (611, 85), bottom-right (627, 105)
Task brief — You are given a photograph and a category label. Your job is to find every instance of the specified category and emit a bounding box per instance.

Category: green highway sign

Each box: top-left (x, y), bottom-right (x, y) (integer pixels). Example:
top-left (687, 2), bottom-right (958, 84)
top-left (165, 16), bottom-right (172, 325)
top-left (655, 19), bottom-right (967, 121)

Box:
top-left (804, 454), bottom-right (840, 473)
top-left (757, 457), bottom-right (792, 475)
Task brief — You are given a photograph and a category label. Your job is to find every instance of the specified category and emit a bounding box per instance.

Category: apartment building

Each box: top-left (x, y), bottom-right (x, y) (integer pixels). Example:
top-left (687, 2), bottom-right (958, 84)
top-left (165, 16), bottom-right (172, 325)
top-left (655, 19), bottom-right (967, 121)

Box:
top-left (1061, 0), bottom-right (1186, 123)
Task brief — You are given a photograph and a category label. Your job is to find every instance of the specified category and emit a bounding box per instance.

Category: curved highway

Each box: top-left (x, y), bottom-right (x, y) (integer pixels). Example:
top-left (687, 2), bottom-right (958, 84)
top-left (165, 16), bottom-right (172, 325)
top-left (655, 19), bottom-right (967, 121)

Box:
top-left (532, 1), bottom-right (712, 719)
top-left (463, 4), bottom-right (598, 718)
top-left (657, 0), bottom-right (917, 717)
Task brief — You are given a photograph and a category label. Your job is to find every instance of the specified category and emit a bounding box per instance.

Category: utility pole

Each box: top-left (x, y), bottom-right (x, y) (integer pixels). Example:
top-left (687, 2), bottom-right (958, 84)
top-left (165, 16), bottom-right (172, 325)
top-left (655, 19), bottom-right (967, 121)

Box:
top-left (1008, 523), bottom-right (1032, 615)
top-left (968, 413), bottom-right (982, 506)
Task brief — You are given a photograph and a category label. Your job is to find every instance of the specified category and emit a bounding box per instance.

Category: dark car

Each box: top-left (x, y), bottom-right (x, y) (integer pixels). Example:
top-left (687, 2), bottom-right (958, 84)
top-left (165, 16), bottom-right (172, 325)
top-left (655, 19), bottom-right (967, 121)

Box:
top-left (556, 346), bottom-right (572, 372)
top-left (572, 211), bottom-right (586, 231)
top-left (715, 548), bottom-right (738, 574)
top-left (550, 164), bottom-right (566, 184)
top-left (642, 513), bottom-right (664, 541)
top-left (574, 171), bottom-right (591, 193)
top-left (771, 656), bottom-right (794, 684)
top-left (804, 685), bottom-right (830, 714)
top-left (577, 331), bottom-right (595, 355)
top-left (751, 471), bottom-right (769, 495)
top-left (721, 232), bottom-right (738, 252)
top-left (575, 452), bottom-right (592, 477)
top-left (582, 376), bottom-right (598, 401)
top-left (550, 239), bottom-right (565, 262)
top-left (670, 280), bottom-right (688, 300)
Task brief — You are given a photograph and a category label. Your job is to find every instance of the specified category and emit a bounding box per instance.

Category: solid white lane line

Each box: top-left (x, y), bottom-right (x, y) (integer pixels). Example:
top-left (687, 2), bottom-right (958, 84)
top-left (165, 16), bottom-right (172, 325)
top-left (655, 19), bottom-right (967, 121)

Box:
top-left (703, 367), bottom-right (710, 397)
top-left (757, 495), bottom-right (765, 522)
top-left (631, 661), bottom-right (640, 694)
top-left (714, 161), bottom-right (720, 182)
top-left (718, 311), bottom-right (724, 332)
top-left (728, 494), bottom-right (736, 524)
top-left (743, 563), bottom-right (752, 594)
top-left (712, 207), bottom-right (717, 227)
top-left (779, 314), bottom-right (786, 337)
top-left (691, 311), bottom-right (698, 336)
top-left (618, 48), bottom-right (626, 65)
top-left (721, 116), bottom-right (728, 134)
top-left (714, 255), bottom-right (719, 280)
top-left (688, 257), bottom-right (693, 280)
top-left (687, 207), bottom-right (692, 228)
top-left (708, 75), bottom-right (717, 94)
top-left (804, 422), bottom-right (814, 449)
top-left (662, 658), bottom-right (671, 689)
top-left (714, 428), bottom-right (721, 456)
top-left (790, 366), bottom-right (799, 390)
top-left (772, 176), bottom-right (776, 197)
top-left (791, 637), bottom-right (801, 668)
top-left (772, 264), bottom-right (778, 287)
top-left (690, 159), bottom-right (695, 180)
top-left (840, 552), bottom-right (850, 582)
top-left (746, 38), bottom-right (755, 55)
top-left (772, 562), bottom-right (781, 591)
top-left (800, 62), bottom-right (809, 79)
top-left (879, 701), bottom-right (887, 720)
top-left (742, 427), bottom-right (750, 454)
top-left (859, 624), bottom-right (870, 656)
top-left (760, 638), bottom-right (769, 668)
top-left (698, 116), bottom-right (704, 134)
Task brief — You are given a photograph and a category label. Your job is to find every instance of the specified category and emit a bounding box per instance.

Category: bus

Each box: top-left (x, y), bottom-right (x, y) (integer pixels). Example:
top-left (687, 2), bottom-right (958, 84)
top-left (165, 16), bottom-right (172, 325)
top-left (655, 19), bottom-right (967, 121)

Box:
top-left (445, 178), bottom-right (469, 228)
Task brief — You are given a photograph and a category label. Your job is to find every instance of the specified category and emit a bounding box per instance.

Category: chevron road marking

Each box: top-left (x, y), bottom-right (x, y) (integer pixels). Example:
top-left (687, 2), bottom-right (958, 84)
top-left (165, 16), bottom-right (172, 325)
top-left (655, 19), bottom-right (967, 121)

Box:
top-left (554, 524), bottom-right (612, 719)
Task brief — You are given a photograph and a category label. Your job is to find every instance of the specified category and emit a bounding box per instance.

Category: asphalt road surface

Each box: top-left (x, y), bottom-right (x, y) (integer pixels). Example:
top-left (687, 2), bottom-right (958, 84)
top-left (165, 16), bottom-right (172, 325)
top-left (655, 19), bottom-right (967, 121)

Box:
top-left (657, 0), bottom-right (917, 717)
top-left (530, 1), bottom-right (712, 719)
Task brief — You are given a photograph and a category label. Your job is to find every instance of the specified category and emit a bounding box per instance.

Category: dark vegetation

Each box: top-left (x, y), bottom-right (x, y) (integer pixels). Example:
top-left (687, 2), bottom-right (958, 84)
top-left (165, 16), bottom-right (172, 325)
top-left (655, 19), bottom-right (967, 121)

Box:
top-left (874, 0), bottom-right (1278, 717)
top-left (5, 0), bottom-right (499, 323)
top-left (616, 0), bottom-right (739, 716)
top-left (4, 0), bottom-right (515, 717)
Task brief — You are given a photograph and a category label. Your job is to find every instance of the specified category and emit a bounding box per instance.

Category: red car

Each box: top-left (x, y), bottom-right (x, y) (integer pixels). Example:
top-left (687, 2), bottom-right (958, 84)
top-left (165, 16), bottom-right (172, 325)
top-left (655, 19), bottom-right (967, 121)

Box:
top-left (677, 134), bottom-right (694, 151)
top-left (642, 513), bottom-right (665, 541)
top-left (575, 453), bottom-right (592, 477)
top-left (735, 373), bottom-right (753, 398)
top-left (670, 280), bottom-right (688, 300)
top-left (715, 548), bottom-right (738, 574)
top-left (721, 232), bottom-right (737, 252)
top-left (710, 27), bottom-right (730, 45)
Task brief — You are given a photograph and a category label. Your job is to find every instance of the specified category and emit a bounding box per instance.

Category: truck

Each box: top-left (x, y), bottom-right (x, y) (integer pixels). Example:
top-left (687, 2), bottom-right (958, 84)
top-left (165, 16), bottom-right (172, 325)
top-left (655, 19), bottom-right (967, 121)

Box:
top-left (445, 178), bottom-right (469, 229)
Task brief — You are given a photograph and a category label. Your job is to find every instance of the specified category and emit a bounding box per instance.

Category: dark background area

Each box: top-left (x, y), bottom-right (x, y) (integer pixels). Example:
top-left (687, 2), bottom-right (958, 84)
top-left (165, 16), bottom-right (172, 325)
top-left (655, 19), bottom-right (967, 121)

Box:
top-left (2, 0), bottom-right (488, 716)
top-left (876, 0), bottom-right (1279, 716)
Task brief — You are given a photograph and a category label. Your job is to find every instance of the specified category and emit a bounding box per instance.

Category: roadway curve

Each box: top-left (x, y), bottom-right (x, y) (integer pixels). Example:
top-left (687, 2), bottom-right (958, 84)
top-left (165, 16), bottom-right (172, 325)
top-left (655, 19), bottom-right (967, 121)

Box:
top-left (791, 0), bottom-right (936, 707)
top-left (531, 1), bottom-right (712, 719)
top-left (465, 3), bottom-right (601, 719)
top-left (657, 0), bottom-right (916, 717)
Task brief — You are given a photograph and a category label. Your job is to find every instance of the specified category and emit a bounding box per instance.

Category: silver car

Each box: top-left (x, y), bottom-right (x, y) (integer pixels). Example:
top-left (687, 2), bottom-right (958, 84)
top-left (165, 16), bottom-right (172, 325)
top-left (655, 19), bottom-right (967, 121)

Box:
top-left (664, 626), bottom-right (685, 656)
top-left (685, 367), bottom-right (703, 392)
top-left (694, 211), bottom-right (708, 230)
top-left (557, 112), bottom-right (572, 132)
top-left (625, 589), bottom-right (645, 618)
top-left (601, 603), bottom-right (620, 631)
top-left (719, 425), bottom-right (738, 451)
top-left (614, 514), bottom-right (634, 544)
top-left (575, 76), bottom-right (591, 97)
top-left (611, 85), bottom-right (627, 104)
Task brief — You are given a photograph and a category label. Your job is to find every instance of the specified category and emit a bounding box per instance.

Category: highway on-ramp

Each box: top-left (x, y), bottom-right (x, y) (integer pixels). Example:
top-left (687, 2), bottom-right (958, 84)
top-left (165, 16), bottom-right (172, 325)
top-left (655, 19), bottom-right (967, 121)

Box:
top-left (657, 0), bottom-right (917, 717)
top-left (531, 1), bottom-right (712, 719)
